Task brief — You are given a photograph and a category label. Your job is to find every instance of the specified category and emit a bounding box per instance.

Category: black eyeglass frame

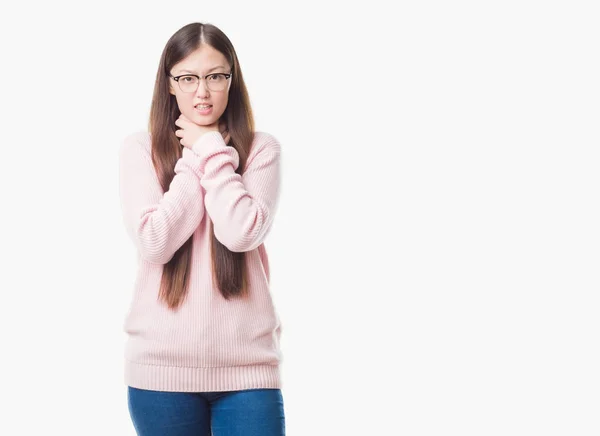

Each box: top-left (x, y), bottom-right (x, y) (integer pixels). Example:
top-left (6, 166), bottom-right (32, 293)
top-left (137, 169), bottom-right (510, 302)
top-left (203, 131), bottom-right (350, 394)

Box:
top-left (168, 72), bottom-right (233, 92)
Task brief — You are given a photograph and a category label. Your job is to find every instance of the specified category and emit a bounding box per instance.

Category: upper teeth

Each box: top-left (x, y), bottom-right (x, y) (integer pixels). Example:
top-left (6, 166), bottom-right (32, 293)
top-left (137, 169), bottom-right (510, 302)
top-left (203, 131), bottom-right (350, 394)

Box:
top-left (196, 105), bottom-right (211, 108)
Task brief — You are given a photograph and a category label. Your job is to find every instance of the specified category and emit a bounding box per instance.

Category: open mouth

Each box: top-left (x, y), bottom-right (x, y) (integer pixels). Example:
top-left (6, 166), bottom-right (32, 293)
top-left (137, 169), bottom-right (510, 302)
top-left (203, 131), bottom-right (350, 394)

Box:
top-left (194, 104), bottom-right (213, 115)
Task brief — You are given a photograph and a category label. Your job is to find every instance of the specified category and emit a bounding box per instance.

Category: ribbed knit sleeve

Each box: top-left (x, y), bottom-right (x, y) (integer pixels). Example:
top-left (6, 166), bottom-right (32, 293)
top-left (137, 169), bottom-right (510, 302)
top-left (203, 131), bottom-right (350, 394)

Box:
top-left (118, 133), bottom-right (205, 264)
top-left (190, 131), bottom-right (281, 253)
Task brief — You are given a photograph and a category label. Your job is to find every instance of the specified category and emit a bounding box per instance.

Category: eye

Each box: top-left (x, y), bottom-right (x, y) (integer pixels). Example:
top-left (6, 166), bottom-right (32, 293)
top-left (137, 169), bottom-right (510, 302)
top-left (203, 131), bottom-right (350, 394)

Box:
top-left (181, 76), bottom-right (196, 83)
top-left (208, 74), bottom-right (224, 81)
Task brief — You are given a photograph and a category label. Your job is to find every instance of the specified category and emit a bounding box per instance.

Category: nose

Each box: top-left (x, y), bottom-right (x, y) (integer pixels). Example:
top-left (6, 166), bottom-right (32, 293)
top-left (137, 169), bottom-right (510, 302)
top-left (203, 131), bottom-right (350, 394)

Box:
top-left (196, 78), bottom-right (210, 97)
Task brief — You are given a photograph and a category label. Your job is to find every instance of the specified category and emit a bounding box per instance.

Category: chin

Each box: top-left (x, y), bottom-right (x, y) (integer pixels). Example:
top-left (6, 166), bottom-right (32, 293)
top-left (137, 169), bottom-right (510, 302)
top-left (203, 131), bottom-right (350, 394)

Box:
top-left (193, 119), bottom-right (214, 126)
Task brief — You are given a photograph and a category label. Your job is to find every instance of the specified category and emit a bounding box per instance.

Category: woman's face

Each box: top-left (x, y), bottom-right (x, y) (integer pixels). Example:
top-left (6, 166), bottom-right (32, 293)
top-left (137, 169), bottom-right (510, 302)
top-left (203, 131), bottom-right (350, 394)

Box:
top-left (169, 44), bottom-right (232, 126)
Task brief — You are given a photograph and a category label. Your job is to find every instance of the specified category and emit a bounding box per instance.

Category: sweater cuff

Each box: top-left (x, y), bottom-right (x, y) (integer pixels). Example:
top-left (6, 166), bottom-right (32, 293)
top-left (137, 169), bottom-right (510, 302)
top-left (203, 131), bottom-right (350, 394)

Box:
top-left (192, 131), bottom-right (240, 174)
top-left (178, 146), bottom-right (204, 176)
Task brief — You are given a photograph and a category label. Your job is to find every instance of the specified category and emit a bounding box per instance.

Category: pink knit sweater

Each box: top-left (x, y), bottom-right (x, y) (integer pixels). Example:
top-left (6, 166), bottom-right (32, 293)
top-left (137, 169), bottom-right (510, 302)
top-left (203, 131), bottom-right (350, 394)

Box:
top-left (118, 129), bottom-right (283, 392)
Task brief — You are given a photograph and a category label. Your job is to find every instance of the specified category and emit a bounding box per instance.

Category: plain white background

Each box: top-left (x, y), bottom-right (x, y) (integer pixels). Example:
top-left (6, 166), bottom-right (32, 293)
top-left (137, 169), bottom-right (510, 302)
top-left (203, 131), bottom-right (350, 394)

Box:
top-left (0, 1), bottom-right (598, 434)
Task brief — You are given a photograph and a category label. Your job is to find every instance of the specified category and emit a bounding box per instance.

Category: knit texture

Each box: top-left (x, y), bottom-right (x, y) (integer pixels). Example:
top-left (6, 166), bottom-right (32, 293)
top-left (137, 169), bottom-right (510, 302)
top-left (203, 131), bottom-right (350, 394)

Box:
top-left (118, 130), bottom-right (283, 392)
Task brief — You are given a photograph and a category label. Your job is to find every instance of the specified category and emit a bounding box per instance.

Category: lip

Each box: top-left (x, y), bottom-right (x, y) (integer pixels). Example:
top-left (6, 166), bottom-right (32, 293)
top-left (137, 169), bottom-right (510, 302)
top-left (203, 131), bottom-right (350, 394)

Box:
top-left (194, 105), bottom-right (213, 115)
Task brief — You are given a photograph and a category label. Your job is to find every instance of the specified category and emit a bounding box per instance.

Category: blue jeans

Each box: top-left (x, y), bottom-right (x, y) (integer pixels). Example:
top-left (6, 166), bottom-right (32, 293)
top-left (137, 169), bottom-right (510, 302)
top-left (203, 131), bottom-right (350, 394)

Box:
top-left (127, 386), bottom-right (286, 436)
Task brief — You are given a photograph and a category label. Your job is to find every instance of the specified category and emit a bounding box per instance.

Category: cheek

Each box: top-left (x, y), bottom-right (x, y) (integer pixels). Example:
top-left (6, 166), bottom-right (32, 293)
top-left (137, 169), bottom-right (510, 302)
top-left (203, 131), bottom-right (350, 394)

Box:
top-left (215, 96), bottom-right (229, 112)
top-left (176, 95), bottom-right (194, 113)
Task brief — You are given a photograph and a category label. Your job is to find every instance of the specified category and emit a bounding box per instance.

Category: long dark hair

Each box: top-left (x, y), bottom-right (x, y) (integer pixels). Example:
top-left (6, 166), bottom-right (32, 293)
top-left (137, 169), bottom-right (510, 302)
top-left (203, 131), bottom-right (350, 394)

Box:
top-left (148, 22), bottom-right (255, 310)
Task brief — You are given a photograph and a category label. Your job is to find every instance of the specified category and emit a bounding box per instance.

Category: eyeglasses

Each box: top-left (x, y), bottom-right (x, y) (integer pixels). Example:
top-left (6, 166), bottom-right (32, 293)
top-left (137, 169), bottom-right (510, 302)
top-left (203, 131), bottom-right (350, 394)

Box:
top-left (169, 73), bottom-right (233, 93)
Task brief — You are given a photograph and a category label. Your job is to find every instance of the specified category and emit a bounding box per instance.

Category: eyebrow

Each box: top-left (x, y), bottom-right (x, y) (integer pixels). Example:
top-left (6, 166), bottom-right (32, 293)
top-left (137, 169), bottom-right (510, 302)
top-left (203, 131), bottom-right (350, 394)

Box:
top-left (178, 66), bottom-right (227, 75)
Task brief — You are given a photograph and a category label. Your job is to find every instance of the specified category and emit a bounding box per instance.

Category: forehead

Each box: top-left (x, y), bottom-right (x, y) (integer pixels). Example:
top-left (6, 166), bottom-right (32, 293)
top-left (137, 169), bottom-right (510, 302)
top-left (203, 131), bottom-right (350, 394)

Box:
top-left (173, 45), bottom-right (229, 75)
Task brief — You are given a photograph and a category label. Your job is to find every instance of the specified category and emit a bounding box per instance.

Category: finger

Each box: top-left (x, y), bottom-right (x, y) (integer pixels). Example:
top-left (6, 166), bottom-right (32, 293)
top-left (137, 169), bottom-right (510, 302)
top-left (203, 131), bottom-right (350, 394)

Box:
top-left (224, 132), bottom-right (231, 144)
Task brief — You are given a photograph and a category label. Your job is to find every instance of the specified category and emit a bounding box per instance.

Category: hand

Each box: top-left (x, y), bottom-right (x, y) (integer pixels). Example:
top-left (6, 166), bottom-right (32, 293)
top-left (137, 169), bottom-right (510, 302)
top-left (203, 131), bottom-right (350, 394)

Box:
top-left (175, 114), bottom-right (230, 150)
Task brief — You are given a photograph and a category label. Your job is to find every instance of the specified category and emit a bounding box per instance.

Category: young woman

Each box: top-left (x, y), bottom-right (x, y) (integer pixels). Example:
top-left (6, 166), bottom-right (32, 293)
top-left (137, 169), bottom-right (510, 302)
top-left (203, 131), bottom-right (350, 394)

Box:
top-left (118, 22), bottom-right (285, 436)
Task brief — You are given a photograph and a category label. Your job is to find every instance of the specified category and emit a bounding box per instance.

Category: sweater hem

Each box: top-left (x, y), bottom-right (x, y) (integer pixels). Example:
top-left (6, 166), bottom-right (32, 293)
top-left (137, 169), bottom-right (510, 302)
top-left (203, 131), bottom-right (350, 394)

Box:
top-left (124, 360), bottom-right (282, 393)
